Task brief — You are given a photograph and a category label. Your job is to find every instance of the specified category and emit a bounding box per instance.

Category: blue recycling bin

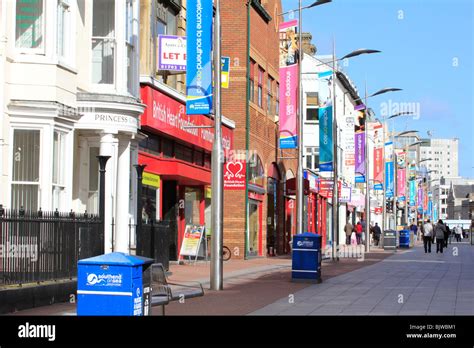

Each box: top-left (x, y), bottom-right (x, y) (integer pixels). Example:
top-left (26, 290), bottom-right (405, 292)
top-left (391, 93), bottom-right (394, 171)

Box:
top-left (77, 252), bottom-right (154, 316)
top-left (399, 230), bottom-right (410, 248)
top-left (291, 233), bottom-right (322, 283)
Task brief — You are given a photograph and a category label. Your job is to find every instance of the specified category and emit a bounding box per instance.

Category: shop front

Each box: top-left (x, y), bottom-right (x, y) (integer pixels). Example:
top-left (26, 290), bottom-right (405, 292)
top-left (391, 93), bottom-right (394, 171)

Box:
top-left (138, 84), bottom-right (234, 261)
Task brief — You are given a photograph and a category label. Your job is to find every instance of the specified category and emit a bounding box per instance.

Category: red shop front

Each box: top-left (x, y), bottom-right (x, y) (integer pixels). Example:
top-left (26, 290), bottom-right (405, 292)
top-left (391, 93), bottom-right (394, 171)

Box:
top-left (138, 84), bottom-right (234, 260)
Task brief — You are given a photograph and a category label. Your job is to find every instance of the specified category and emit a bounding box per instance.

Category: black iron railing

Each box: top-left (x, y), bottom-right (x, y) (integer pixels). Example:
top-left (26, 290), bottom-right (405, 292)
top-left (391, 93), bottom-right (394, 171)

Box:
top-left (0, 207), bottom-right (103, 286)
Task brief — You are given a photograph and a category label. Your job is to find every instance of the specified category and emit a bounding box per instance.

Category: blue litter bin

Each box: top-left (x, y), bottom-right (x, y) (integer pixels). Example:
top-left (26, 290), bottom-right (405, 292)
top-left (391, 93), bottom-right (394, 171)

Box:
top-left (291, 233), bottom-right (322, 283)
top-left (399, 230), bottom-right (410, 248)
top-left (77, 252), bottom-right (154, 316)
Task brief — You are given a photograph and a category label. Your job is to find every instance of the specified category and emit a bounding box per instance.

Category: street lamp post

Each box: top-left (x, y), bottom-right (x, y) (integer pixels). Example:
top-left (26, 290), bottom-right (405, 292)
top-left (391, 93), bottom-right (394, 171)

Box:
top-left (210, 0), bottom-right (223, 291)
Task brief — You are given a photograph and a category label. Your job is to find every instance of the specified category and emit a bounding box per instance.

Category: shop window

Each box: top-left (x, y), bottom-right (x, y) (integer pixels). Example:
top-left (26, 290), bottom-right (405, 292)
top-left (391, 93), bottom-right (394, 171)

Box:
top-left (194, 149), bottom-right (204, 166)
top-left (248, 154), bottom-right (265, 187)
top-left (162, 137), bottom-right (174, 158)
top-left (15, 0), bottom-right (44, 51)
top-left (184, 187), bottom-right (201, 225)
top-left (142, 184), bottom-right (160, 223)
top-left (204, 153), bottom-right (211, 169)
top-left (91, 0), bottom-right (115, 85)
top-left (175, 143), bottom-right (193, 162)
top-left (11, 129), bottom-right (41, 211)
top-left (139, 133), bottom-right (161, 156)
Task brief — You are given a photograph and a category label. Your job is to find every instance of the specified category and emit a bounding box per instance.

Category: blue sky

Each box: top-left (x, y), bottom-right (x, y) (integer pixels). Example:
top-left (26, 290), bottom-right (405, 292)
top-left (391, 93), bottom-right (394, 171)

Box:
top-left (281, 0), bottom-right (474, 177)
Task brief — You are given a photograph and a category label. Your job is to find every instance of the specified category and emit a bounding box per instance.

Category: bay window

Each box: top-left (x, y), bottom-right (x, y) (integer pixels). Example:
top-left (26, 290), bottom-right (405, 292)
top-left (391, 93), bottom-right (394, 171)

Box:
top-left (92, 0), bottom-right (115, 85)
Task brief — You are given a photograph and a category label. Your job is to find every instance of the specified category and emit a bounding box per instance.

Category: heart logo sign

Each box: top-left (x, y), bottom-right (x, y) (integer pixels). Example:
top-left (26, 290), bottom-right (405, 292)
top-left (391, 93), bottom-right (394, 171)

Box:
top-left (224, 160), bottom-right (246, 190)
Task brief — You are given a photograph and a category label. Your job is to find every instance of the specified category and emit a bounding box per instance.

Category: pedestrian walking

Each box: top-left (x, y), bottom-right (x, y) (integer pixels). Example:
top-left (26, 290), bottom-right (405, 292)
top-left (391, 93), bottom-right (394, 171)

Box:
top-left (444, 225), bottom-right (451, 247)
top-left (355, 221), bottom-right (363, 245)
top-left (344, 221), bottom-right (353, 245)
top-left (423, 219), bottom-right (434, 253)
top-left (455, 225), bottom-right (463, 242)
top-left (373, 222), bottom-right (382, 246)
top-left (434, 219), bottom-right (446, 254)
top-left (409, 220), bottom-right (418, 242)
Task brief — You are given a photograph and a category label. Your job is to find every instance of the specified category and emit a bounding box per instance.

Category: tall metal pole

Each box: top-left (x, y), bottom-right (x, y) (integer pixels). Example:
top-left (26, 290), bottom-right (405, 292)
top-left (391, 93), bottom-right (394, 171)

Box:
top-left (364, 82), bottom-right (370, 253)
top-left (331, 38), bottom-right (338, 260)
top-left (97, 156), bottom-right (111, 243)
top-left (381, 118), bottom-right (386, 233)
top-left (210, 0), bottom-right (223, 291)
top-left (296, 0), bottom-right (304, 235)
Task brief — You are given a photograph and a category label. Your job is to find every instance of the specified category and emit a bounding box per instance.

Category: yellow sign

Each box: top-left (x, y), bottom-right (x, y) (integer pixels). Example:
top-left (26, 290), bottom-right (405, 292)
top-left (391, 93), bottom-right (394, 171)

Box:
top-left (205, 186), bottom-right (212, 199)
top-left (142, 172), bottom-right (160, 188)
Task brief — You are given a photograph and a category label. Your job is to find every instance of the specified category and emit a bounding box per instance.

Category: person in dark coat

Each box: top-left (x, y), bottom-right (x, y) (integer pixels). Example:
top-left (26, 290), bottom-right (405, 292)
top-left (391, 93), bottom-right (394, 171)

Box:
top-left (372, 222), bottom-right (382, 246)
top-left (444, 225), bottom-right (451, 247)
top-left (434, 219), bottom-right (447, 254)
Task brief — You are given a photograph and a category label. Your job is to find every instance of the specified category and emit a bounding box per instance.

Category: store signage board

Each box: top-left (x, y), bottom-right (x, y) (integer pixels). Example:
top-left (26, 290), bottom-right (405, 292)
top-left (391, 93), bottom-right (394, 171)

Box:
top-left (179, 225), bottom-right (205, 262)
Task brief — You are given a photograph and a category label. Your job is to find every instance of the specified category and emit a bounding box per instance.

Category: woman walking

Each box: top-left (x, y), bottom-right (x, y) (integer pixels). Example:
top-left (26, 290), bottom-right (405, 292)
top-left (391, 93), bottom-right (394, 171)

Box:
top-left (434, 219), bottom-right (447, 254)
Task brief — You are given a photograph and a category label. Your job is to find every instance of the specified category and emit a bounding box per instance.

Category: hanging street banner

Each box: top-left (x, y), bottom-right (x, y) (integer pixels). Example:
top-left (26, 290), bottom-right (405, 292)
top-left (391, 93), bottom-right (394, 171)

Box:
top-left (223, 159), bottom-right (246, 190)
top-left (221, 56), bottom-right (230, 89)
top-left (342, 115), bottom-right (355, 184)
top-left (396, 150), bottom-right (406, 169)
top-left (279, 20), bottom-right (299, 149)
top-left (409, 180), bottom-right (416, 206)
top-left (158, 35), bottom-right (187, 71)
top-left (372, 122), bottom-right (384, 190)
top-left (385, 161), bottom-right (394, 198)
top-left (319, 104), bottom-right (333, 172)
top-left (397, 168), bottom-right (406, 199)
top-left (186, 0), bottom-right (213, 115)
top-left (355, 132), bottom-right (365, 182)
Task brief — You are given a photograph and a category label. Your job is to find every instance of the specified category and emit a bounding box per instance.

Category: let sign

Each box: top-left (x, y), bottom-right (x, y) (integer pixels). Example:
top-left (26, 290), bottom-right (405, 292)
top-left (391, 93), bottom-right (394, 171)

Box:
top-left (158, 35), bottom-right (187, 71)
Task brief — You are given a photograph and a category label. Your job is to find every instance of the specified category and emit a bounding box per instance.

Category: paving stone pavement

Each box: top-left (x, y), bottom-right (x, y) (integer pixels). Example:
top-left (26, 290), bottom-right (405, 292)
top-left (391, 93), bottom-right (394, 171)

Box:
top-left (251, 241), bottom-right (474, 316)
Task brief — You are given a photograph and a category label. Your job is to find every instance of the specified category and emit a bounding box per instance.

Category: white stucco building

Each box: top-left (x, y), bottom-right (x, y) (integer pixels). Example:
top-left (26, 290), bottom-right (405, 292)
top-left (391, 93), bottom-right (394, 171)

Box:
top-left (0, 0), bottom-right (143, 253)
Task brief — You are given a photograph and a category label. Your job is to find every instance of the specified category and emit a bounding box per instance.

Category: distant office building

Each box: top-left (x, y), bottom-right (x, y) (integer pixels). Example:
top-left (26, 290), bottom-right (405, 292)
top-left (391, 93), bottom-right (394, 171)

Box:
top-left (420, 138), bottom-right (459, 182)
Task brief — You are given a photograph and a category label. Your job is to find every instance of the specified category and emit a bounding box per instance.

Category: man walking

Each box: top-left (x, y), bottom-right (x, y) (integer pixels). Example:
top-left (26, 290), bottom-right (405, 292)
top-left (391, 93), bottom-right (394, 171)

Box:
top-left (444, 225), bottom-right (451, 247)
top-left (355, 221), bottom-right (363, 245)
top-left (344, 221), bottom-right (353, 245)
top-left (434, 219), bottom-right (447, 254)
top-left (410, 220), bottom-right (418, 241)
top-left (373, 222), bottom-right (382, 246)
top-left (423, 219), bottom-right (434, 253)
top-left (455, 225), bottom-right (463, 242)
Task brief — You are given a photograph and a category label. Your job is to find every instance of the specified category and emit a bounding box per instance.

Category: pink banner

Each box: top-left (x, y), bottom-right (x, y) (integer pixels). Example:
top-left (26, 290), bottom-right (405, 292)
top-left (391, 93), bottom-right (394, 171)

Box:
top-left (397, 168), bottom-right (406, 197)
top-left (279, 20), bottom-right (298, 149)
top-left (374, 147), bottom-right (383, 187)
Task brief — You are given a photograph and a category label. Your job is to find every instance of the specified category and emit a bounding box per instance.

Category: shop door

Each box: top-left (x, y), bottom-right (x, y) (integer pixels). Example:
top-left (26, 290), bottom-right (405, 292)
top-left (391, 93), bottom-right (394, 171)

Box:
top-left (162, 181), bottom-right (178, 260)
top-left (266, 178), bottom-right (277, 256)
top-left (248, 199), bottom-right (262, 257)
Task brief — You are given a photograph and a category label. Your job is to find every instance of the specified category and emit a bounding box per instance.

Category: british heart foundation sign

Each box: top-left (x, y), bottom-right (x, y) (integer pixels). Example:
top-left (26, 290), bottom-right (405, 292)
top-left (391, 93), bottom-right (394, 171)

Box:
top-left (224, 160), bottom-right (246, 190)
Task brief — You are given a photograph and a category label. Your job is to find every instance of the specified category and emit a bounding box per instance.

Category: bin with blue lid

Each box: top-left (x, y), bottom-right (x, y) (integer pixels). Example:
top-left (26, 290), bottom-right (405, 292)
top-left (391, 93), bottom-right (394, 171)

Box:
top-left (399, 229), bottom-right (410, 248)
top-left (291, 233), bottom-right (322, 283)
top-left (77, 252), bottom-right (154, 316)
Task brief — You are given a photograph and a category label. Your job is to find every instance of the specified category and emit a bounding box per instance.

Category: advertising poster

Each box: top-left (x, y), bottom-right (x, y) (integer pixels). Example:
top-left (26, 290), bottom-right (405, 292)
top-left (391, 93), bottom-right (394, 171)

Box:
top-left (221, 56), bottom-right (230, 89)
top-left (385, 161), bottom-right (394, 198)
top-left (278, 20), bottom-right (299, 149)
top-left (343, 116), bottom-right (355, 184)
top-left (158, 35), bottom-right (187, 71)
top-left (355, 132), bottom-right (365, 183)
top-left (179, 225), bottom-right (205, 258)
top-left (318, 105), bottom-right (333, 172)
top-left (186, 0), bottom-right (213, 115)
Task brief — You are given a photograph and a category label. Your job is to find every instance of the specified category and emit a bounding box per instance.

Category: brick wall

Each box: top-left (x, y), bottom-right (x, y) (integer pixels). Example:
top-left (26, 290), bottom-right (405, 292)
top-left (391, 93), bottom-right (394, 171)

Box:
top-left (221, 0), bottom-right (298, 259)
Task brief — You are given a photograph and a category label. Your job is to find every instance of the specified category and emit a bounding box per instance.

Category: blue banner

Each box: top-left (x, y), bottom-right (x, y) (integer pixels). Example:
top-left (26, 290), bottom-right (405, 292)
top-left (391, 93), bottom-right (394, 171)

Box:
top-left (385, 162), bottom-right (394, 198)
top-left (186, 0), bottom-right (213, 115)
top-left (318, 105), bottom-right (333, 172)
top-left (409, 180), bottom-right (416, 206)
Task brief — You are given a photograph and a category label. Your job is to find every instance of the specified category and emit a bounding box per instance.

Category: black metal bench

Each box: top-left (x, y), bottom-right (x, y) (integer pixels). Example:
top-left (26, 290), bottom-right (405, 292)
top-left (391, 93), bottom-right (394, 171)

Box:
top-left (150, 263), bottom-right (204, 315)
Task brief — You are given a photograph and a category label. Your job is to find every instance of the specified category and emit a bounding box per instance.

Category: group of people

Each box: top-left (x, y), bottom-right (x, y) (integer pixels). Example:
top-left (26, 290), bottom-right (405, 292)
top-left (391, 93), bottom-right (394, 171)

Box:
top-left (420, 219), bottom-right (464, 254)
top-left (344, 219), bottom-right (382, 246)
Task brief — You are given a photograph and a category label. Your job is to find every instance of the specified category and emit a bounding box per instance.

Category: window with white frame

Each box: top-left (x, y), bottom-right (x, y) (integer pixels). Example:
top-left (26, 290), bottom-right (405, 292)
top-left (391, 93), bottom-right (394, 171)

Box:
top-left (57, 0), bottom-right (71, 62)
top-left (306, 92), bottom-right (319, 122)
top-left (126, 0), bottom-right (135, 94)
top-left (52, 131), bottom-right (66, 211)
top-left (305, 147), bottom-right (319, 171)
top-left (11, 129), bottom-right (41, 211)
top-left (15, 0), bottom-right (44, 51)
top-left (92, 0), bottom-right (115, 85)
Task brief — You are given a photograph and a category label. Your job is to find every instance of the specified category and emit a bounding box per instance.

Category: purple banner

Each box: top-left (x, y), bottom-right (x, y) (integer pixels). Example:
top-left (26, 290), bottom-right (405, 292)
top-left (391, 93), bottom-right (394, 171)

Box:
top-left (355, 132), bottom-right (365, 183)
top-left (418, 187), bottom-right (423, 207)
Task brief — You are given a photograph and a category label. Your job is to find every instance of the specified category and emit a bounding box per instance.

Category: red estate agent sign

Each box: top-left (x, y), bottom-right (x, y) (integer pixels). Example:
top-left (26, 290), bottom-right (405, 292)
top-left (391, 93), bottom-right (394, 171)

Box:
top-left (224, 160), bottom-right (246, 190)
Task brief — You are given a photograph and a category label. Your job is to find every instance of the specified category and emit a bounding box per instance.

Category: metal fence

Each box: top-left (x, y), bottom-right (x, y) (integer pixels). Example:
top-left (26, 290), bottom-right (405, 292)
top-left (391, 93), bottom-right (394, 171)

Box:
top-left (135, 220), bottom-right (171, 271)
top-left (0, 208), bottom-right (103, 285)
